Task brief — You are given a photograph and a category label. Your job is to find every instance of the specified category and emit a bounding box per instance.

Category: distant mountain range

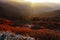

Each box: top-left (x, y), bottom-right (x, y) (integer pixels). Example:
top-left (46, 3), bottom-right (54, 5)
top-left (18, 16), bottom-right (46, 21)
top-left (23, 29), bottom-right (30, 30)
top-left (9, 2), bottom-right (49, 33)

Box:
top-left (34, 10), bottom-right (60, 18)
top-left (0, 1), bottom-right (60, 19)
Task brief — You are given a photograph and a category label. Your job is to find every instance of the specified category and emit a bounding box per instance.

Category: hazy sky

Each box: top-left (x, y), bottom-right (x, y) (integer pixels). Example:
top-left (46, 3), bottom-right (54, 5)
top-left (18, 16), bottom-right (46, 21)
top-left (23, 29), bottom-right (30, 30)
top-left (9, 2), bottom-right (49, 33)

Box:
top-left (0, 0), bottom-right (60, 4)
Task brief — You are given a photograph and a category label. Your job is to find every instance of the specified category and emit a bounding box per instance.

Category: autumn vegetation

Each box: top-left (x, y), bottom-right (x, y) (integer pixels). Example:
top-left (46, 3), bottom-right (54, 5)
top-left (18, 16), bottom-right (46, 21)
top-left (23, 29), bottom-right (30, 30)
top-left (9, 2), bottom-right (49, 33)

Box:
top-left (0, 18), bottom-right (60, 40)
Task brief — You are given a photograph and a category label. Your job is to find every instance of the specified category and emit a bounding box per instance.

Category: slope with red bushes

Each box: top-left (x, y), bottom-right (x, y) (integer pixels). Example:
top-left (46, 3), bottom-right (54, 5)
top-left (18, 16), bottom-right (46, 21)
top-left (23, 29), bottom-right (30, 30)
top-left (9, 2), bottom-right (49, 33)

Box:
top-left (0, 18), bottom-right (60, 40)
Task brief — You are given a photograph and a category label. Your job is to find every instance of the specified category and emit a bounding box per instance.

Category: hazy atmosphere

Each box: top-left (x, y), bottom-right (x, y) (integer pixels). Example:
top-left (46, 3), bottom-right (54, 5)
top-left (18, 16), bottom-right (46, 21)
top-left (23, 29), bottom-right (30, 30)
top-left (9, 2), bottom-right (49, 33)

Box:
top-left (0, 0), bottom-right (60, 40)
top-left (0, 0), bottom-right (60, 19)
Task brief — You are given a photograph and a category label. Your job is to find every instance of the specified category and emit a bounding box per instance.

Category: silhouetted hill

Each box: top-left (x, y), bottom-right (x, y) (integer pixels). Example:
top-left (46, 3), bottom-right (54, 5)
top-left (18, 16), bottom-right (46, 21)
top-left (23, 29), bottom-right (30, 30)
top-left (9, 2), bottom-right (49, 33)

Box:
top-left (33, 10), bottom-right (60, 18)
top-left (45, 10), bottom-right (60, 17)
top-left (0, 2), bottom-right (31, 20)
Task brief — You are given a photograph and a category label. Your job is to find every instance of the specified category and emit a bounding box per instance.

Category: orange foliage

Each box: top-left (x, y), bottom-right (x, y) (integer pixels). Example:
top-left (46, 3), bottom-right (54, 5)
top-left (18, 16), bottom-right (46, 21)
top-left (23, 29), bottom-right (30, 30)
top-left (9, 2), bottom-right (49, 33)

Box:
top-left (0, 18), bottom-right (60, 38)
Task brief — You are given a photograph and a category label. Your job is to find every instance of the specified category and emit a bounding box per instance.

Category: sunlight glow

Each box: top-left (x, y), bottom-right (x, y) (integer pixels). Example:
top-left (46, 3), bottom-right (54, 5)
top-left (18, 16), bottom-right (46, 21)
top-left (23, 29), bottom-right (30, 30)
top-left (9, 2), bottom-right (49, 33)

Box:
top-left (10, 0), bottom-right (60, 4)
top-left (24, 0), bottom-right (60, 4)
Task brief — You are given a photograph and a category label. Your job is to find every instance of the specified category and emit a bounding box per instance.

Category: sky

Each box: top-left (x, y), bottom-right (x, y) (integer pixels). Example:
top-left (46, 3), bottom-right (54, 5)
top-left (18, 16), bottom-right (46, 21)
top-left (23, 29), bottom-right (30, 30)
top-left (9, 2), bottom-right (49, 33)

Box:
top-left (0, 0), bottom-right (60, 4)
top-left (23, 0), bottom-right (60, 4)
